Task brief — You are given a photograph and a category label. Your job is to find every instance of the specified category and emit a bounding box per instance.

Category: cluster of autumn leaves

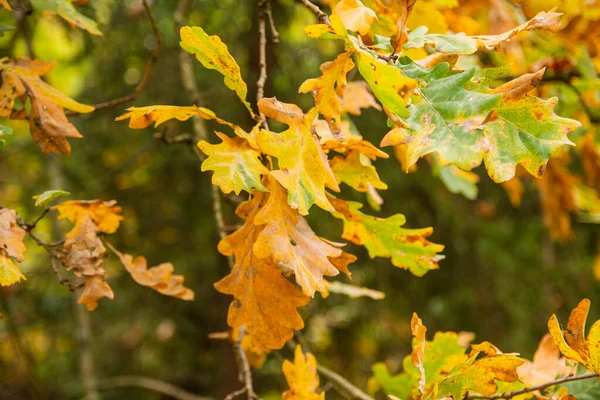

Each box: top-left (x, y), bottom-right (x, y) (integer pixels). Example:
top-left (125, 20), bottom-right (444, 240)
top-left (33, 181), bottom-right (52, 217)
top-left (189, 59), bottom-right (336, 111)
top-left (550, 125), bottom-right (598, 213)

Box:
top-left (0, 197), bottom-right (193, 311)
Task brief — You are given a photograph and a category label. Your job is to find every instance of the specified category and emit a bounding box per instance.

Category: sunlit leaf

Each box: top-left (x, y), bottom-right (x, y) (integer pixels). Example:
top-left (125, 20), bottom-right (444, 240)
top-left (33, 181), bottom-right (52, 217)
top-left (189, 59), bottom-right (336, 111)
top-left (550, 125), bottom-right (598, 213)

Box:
top-left (30, 0), bottom-right (102, 36)
top-left (282, 345), bottom-right (324, 400)
top-left (33, 189), bottom-right (70, 207)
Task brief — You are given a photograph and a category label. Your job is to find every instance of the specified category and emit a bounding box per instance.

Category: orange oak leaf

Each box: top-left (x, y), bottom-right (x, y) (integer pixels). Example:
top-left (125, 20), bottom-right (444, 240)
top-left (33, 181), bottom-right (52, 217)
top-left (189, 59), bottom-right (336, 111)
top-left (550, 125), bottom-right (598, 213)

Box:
top-left (341, 81), bottom-right (382, 116)
top-left (332, 0), bottom-right (377, 36)
top-left (517, 334), bottom-right (572, 386)
top-left (78, 275), bottom-right (114, 312)
top-left (257, 98), bottom-right (340, 215)
top-left (253, 179), bottom-right (351, 297)
top-left (282, 345), bottom-right (324, 400)
top-left (53, 200), bottom-right (123, 236)
top-left (548, 298), bottom-right (600, 374)
top-left (214, 192), bottom-right (310, 352)
top-left (0, 208), bottom-right (27, 262)
top-left (299, 52), bottom-right (355, 135)
top-left (411, 313), bottom-right (427, 397)
top-left (108, 244), bottom-right (193, 301)
top-left (322, 135), bottom-right (389, 161)
top-left (0, 57), bottom-right (94, 155)
top-left (390, 0), bottom-right (418, 52)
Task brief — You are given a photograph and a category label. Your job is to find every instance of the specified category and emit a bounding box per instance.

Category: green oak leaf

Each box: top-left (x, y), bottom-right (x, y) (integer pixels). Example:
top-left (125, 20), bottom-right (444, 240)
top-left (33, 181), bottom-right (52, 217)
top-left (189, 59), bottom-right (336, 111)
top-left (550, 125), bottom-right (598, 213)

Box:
top-left (331, 198), bottom-right (444, 276)
top-left (33, 190), bottom-right (70, 207)
top-left (197, 132), bottom-right (268, 195)
top-left (381, 58), bottom-right (501, 171)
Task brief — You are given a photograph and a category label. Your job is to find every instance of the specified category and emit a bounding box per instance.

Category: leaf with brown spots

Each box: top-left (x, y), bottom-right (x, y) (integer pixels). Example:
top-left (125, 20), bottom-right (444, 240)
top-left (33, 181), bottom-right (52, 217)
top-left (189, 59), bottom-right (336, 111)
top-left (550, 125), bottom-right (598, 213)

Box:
top-left (214, 192), bottom-right (310, 352)
top-left (0, 57), bottom-right (94, 155)
top-left (548, 298), bottom-right (600, 374)
top-left (108, 244), bottom-right (194, 301)
top-left (0, 208), bottom-right (27, 287)
top-left (299, 52), bottom-right (355, 135)
top-left (282, 345), bottom-right (324, 400)
top-left (389, 0), bottom-right (417, 53)
top-left (256, 98), bottom-right (340, 215)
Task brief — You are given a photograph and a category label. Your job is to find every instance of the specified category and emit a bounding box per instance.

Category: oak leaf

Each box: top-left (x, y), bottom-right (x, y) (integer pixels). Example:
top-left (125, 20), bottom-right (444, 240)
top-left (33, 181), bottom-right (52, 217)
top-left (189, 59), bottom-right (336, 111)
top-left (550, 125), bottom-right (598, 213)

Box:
top-left (389, 0), bottom-right (417, 52)
top-left (109, 244), bottom-right (194, 301)
top-left (341, 81), bottom-right (382, 116)
top-left (432, 342), bottom-right (525, 399)
top-left (30, 0), bottom-right (102, 36)
top-left (197, 131), bottom-right (268, 195)
top-left (331, 197), bottom-right (444, 276)
top-left (0, 208), bottom-right (27, 262)
top-left (356, 52), bottom-right (417, 119)
top-left (548, 298), bottom-right (600, 374)
top-left (411, 313), bottom-right (427, 397)
top-left (78, 275), bottom-right (114, 312)
top-left (282, 345), bottom-right (324, 400)
top-left (214, 192), bottom-right (310, 352)
top-left (330, 150), bottom-right (388, 192)
top-left (321, 135), bottom-right (389, 161)
top-left (332, 0), bottom-right (377, 36)
top-left (0, 57), bottom-right (94, 155)
top-left (256, 98), bottom-right (339, 215)
top-left (0, 253), bottom-right (26, 287)
top-left (180, 26), bottom-right (255, 118)
top-left (518, 334), bottom-right (572, 387)
top-left (53, 200), bottom-right (123, 236)
top-left (253, 179), bottom-right (349, 297)
top-left (299, 52), bottom-right (355, 135)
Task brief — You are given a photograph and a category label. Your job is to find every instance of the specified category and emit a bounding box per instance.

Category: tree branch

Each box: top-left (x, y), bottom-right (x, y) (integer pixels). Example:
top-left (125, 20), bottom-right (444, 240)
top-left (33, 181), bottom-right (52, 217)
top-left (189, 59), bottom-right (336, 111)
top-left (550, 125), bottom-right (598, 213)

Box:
top-left (316, 365), bottom-right (374, 400)
top-left (67, 0), bottom-right (161, 115)
top-left (257, 0), bottom-right (270, 129)
top-left (467, 372), bottom-right (600, 399)
top-left (225, 326), bottom-right (259, 400)
top-left (298, 0), bottom-right (330, 25)
top-left (98, 375), bottom-right (212, 400)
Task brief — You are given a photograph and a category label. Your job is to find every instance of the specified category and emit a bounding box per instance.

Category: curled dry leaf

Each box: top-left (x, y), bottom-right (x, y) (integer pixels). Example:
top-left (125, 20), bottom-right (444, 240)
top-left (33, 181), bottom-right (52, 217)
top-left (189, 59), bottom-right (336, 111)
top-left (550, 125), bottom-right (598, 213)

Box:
top-left (0, 57), bottom-right (94, 155)
top-left (282, 345), bottom-right (324, 400)
top-left (548, 298), bottom-right (600, 374)
top-left (517, 333), bottom-right (572, 387)
top-left (109, 244), bottom-right (194, 301)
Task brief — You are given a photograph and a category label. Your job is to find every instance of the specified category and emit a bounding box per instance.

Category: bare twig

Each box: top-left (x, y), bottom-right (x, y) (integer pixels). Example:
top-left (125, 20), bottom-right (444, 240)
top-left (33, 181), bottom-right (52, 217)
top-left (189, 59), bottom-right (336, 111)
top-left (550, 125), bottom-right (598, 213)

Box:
top-left (265, 1), bottom-right (279, 43)
top-left (467, 372), bottom-right (600, 399)
top-left (257, 0), bottom-right (270, 129)
top-left (68, 0), bottom-right (161, 115)
top-left (226, 326), bottom-right (259, 400)
top-left (316, 365), bottom-right (374, 400)
top-left (98, 375), bottom-right (211, 400)
top-left (298, 0), bottom-right (330, 25)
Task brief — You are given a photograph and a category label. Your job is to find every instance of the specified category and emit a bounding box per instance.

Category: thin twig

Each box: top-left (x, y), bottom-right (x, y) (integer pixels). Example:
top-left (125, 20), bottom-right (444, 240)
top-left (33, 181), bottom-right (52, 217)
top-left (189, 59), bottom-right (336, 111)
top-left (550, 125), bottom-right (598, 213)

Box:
top-left (68, 0), bottom-right (161, 115)
top-left (265, 1), bottom-right (279, 43)
top-left (98, 375), bottom-right (211, 400)
top-left (257, 0), bottom-right (270, 129)
top-left (298, 0), bottom-right (330, 25)
top-left (227, 326), bottom-right (258, 400)
top-left (316, 365), bottom-right (374, 400)
top-left (467, 372), bottom-right (600, 399)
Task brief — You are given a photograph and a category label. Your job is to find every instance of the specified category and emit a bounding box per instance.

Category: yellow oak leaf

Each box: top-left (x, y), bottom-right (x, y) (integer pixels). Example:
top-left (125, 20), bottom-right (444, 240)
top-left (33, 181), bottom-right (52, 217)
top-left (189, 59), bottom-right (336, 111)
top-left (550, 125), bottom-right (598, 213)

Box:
top-left (282, 345), bottom-right (324, 400)
top-left (180, 26), bottom-right (255, 118)
top-left (78, 275), bottom-right (114, 311)
top-left (257, 98), bottom-right (340, 215)
top-left (0, 253), bottom-right (26, 287)
top-left (411, 313), bottom-right (428, 397)
top-left (0, 57), bottom-right (94, 155)
top-left (322, 136), bottom-right (389, 160)
top-left (299, 52), bottom-right (355, 135)
top-left (330, 150), bottom-right (388, 192)
top-left (214, 192), bottom-right (310, 352)
top-left (433, 342), bottom-right (525, 399)
top-left (253, 179), bottom-right (350, 297)
top-left (197, 131), bottom-right (268, 195)
top-left (332, 0), bottom-right (377, 35)
top-left (0, 208), bottom-right (27, 262)
top-left (548, 298), bottom-right (600, 374)
top-left (53, 200), bottom-right (123, 236)
top-left (341, 81), bottom-right (382, 116)
top-left (109, 244), bottom-right (194, 301)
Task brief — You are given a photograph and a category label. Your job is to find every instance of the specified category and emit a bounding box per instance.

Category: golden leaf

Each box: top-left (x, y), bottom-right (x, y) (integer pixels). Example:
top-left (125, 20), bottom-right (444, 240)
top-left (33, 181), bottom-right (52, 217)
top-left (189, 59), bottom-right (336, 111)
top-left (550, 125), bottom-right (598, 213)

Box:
top-left (282, 345), bottom-right (324, 400)
top-left (53, 200), bottom-right (123, 236)
top-left (332, 0), bottom-right (377, 35)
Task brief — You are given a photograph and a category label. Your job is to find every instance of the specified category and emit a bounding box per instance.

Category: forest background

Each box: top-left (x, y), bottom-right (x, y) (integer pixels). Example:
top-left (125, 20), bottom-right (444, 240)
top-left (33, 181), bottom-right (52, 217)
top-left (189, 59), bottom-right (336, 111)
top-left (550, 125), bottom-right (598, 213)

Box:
top-left (0, 0), bottom-right (599, 399)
